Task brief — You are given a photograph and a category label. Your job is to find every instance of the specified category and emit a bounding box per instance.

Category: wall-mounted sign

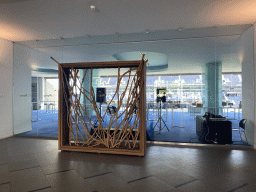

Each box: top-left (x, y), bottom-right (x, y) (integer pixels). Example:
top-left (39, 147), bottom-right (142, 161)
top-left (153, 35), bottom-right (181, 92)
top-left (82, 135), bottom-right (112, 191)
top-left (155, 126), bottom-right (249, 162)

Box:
top-left (44, 94), bottom-right (53, 97)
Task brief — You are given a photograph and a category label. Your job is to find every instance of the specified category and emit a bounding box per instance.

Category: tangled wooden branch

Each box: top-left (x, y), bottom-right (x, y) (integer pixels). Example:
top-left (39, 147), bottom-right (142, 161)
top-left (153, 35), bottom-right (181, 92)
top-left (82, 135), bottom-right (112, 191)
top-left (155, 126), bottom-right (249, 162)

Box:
top-left (58, 64), bottom-right (143, 149)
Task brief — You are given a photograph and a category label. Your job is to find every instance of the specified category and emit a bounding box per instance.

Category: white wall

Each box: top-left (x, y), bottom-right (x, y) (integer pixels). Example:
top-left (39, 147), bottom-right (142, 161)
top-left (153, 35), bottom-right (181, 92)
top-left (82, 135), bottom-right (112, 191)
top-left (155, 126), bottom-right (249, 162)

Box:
top-left (38, 77), bottom-right (44, 110)
top-left (0, 38), bottom-right (13, 139)
top-left (13, 43), bottom-right (32, 134)
top-left (241, 26), bottom-right (255, 146)
top-left (254, 24), bottom-right (256, 149)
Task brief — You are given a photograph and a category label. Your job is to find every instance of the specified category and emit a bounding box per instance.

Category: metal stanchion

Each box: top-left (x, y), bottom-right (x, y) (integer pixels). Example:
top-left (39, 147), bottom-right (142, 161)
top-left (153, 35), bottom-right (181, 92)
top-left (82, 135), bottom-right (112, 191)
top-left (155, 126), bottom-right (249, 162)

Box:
top-left (31, 102), bottom-right (41, 121)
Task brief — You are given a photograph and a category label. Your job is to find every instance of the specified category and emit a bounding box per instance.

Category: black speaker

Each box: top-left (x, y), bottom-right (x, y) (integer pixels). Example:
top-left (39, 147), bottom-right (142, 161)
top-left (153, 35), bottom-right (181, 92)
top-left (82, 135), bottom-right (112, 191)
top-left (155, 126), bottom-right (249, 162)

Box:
top-left (96, 88), bottom-right (106, 103)
top-left (207, 120), bottom-right (232, 144)
top-left (157, 88), bottom-right (166, 103)
top-left (216, 121), bottom-right (232, 144)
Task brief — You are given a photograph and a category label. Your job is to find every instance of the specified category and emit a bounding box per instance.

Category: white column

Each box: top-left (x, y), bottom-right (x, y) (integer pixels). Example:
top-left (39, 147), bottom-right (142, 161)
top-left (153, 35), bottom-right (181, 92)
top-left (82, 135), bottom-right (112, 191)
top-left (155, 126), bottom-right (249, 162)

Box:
top-left (254, 23), bottom-right (256, 149)
top-left (202, 62), bottom-right (222, 115)
top-left (13, 43), bottom-right (32, 134)
top-left (0, 38), bottom-right (13, 139)
top-left (241, 26), bottom-right (255, 147)
top-left (81, 69), bottom-right (93, 116)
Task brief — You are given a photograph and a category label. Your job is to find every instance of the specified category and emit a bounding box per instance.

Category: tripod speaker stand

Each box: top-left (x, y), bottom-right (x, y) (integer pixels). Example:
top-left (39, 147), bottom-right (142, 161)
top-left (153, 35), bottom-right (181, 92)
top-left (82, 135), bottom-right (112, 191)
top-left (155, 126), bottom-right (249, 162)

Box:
top-left (153, 99), bottom-right (170, 133)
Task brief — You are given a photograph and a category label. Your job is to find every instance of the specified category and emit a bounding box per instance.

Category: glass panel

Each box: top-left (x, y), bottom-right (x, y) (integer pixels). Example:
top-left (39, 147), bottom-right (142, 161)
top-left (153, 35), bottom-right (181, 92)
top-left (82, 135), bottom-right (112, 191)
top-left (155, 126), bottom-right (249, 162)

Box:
top-left (15, 31), bottom-right (245, 145)
top-left (22, 75), bottom-right (59, 137)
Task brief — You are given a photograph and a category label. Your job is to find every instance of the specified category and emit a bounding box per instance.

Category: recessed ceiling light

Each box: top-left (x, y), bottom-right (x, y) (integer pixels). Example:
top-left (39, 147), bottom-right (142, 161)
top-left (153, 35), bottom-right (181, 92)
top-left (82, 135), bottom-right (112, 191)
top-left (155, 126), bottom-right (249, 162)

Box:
top-left (90, 5), bottom-right (96, 11)
top-left (145, 30), bottom-right (150, 34)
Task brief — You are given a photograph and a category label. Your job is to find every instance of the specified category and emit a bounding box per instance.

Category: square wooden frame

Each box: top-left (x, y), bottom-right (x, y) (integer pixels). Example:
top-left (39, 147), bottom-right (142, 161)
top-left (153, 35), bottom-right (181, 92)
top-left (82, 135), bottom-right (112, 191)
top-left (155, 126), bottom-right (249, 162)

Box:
top-left (58, 59), bottom-right (146, 156)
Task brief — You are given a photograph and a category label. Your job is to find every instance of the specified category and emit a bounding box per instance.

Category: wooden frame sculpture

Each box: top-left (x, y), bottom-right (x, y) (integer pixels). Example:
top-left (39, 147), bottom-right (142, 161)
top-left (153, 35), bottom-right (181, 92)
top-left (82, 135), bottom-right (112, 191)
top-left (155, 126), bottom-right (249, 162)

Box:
top-left (51, 56), bottom-right (146, 156)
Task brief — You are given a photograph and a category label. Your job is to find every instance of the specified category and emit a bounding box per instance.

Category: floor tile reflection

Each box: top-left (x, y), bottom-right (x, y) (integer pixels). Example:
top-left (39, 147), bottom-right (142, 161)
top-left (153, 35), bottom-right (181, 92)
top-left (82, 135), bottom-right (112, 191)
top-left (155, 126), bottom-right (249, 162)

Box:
top-left (0, 136), bottom-right (255, 192)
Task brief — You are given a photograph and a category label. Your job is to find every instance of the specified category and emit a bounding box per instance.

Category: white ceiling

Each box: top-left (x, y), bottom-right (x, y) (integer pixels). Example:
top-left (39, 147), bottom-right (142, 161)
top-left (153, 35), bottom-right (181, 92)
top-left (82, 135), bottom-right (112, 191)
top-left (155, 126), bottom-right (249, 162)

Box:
top-left (29, 33), bottom-right (245, 76)
top-left (1, 0), bottom-right (255, 75)
top-left (1, 0), bottom-right (256, 42)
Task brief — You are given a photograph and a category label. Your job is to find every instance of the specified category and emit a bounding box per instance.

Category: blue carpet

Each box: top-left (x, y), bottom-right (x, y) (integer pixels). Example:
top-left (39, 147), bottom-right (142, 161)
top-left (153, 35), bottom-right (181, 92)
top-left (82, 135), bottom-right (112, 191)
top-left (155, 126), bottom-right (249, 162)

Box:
top-left (19, 109), bottom-right (247, 145)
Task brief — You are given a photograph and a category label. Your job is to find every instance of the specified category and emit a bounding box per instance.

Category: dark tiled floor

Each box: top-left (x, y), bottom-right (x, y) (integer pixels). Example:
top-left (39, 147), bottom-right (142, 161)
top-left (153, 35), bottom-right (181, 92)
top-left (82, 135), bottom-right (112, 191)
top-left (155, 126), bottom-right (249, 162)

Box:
top-left (0, 137), bottom-right (255, 192)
